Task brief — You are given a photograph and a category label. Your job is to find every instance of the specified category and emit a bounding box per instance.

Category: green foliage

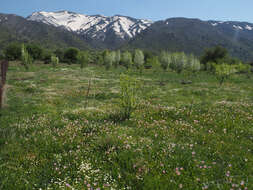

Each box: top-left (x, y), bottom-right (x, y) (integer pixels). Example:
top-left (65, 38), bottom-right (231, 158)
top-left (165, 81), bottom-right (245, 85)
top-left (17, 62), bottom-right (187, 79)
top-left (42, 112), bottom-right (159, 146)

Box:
top-left (104, 51), bottom-right (115, 70)
top-left (42, 50), bottom-right (52, 64)
top-left (78, 51), bottom-right (89, 69)
top-left (21, 44), bottom-right (33, 70)
top-left (121, 51), bottom-right (133, 69)
top-left (134, 49), bottom-right (145, 73)
top-left (54, 49), bottom-right (65, 62)
top-left (159, 51), bottom-right (171, 71)
top-left (26, 44), bottom-right (44, 60)
top-left (214, 63), bottom-right (237, 85)
top-left (201, 46), bottom-right (228, 69)
top-left (50, 55), bottom-right (59, 68)
top-left (119, 74), bottom-right (140, 120)
top-left (64, 47), bottom-right (80, 64)
top-left (234, 63), bottom-right (251, 74)
top-left (149, 56), bottom-right (160, 71)
top-left (170, 52), bottom-right (187, 73)
top-left (114, 50), bottom-right (121, 68)
top-left (186, 54), bottom-right (201, 73)
top-left (4, 43), bottom-right (22, 61)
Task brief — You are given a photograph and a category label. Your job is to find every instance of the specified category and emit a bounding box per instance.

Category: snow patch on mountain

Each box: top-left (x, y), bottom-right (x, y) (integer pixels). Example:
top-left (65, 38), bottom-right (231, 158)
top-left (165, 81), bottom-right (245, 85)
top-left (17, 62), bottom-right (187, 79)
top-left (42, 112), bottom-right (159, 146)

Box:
top-left (233, 25), bottom-right (243, 30)
top-left (27, 11), bottom-right (153, 40)
top-left (245, 25), bottom-right (253, 30)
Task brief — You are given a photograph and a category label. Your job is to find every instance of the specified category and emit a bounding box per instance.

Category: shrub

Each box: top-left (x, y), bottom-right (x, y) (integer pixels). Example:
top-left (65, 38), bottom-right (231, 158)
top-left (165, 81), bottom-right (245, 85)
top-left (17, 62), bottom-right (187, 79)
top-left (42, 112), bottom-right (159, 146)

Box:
top-left (21, 44), bottom-right (33, 70)
top-left (119, 74), bottom-right (140, 120)
top-left (4, 43), bottom-right (22, 61)
top-left (26, 44), bottom-right (44, 60)
top-left (214, 63), bottom-right (237, 85)
top-left (201, 46), bottom-right (228, 70)
top-left (50, 55), bottom-right (59, 68)
top-left (54, 49), bottom-right (65, 62)
top-left (64, 48), bottom-right (79, 64)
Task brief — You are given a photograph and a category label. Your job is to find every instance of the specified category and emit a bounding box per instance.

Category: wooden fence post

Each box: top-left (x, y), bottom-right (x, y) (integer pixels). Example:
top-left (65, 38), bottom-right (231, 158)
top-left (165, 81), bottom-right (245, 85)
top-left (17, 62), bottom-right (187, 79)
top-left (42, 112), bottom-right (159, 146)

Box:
top-left (0, 60), bottom-right (9, 109)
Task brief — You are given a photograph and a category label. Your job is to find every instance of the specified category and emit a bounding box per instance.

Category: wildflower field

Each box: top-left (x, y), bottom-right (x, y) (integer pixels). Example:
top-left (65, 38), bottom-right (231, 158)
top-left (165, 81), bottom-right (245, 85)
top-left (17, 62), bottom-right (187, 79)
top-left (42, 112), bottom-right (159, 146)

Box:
top-left (0, 62), bottom-right (252, 189)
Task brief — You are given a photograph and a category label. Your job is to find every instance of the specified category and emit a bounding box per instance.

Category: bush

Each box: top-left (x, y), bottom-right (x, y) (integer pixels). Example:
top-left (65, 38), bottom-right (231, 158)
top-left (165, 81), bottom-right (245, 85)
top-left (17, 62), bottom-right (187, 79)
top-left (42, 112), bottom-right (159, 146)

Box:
top-left (4, 43), bottom-right (22, 61)
top-left (201, 46), bottom-right (228, 70)
top-left (214, 63), bottom-right (237, 85)
top-left (50, 55), bottom-right (59, 68)
top-left (64, 48), bottom-right (79, 64)
top-left (42, 50), bottom-right (52, 64)
top-left (26, 44), bottom-right (43, 60)
top-left (119, 74), bottom-right (140, 120)
top-left (54, 49), bottom-right (65, 62)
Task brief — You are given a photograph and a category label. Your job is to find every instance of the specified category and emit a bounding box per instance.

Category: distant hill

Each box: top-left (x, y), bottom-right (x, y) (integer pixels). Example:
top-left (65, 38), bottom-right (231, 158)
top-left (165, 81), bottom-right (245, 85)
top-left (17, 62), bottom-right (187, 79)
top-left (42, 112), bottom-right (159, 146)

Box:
top-left (126, 18), bottom-right (253, 61)
top-left (1, 11), bottom-right (253, 61)
top-left (0, 13), bottom-right (90, 53)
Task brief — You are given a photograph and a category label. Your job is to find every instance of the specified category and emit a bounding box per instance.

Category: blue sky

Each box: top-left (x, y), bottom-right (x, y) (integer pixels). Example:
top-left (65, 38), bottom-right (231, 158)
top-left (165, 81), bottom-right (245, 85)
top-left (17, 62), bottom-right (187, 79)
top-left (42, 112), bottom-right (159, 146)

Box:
top-left (1, 0), bottom-right (253, 22)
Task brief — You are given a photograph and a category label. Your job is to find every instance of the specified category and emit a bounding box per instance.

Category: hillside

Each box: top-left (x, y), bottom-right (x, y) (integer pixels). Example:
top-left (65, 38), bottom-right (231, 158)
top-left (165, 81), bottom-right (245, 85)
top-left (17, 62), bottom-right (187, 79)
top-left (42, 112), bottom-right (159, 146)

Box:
top-left (126, 18), bottom-right (253, 61)
top-left (0, 13), bottom-right (90, 52)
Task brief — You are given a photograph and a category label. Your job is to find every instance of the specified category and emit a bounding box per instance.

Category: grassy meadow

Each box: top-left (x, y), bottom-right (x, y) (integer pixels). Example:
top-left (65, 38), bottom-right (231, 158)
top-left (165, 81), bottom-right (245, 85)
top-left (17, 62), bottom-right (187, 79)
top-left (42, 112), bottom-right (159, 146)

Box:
top-left (0, 62), bottom-right (252, 189)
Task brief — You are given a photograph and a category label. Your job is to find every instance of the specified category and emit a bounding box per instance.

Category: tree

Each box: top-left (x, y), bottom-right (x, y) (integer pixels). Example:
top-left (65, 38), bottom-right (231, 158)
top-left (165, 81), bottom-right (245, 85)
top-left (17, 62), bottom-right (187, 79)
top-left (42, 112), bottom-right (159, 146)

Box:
top-left (21, 44), bottom-right (33, 70)
top-left (64, 48), bottom-right (79, 64)
top-left (54, 49), bottom-right (65, 62)
top-left (187, 54), bottom-right (201, 73)
top-left (170, 52), bottom-right (187, 74)
top-left (159, 51), bottom-right (171, 71)
top-left (121, 51), bottom-right (132, 70)
top-left (26, 44), bottom-right (43, 60)
top-left (4, 43), bottom-right (22, 61)
top-left (201, 46), bottom-right (228, 70)
top-left (114, 50), bottom-right (121, 68)
top-left (78, 51), bottom-right (89, 69)
top-left (134, 49), bottom-right (145, 73)
top-left (104, 51), bottom-right (115, 70)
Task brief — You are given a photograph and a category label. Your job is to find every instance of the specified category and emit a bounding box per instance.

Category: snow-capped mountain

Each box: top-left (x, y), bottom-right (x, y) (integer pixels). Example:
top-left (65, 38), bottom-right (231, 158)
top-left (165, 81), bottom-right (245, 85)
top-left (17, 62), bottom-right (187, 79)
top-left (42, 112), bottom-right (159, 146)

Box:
top-left (27, 11), bottom-right (152, 44)
top-left (208, 21), bottom-right (253, 31)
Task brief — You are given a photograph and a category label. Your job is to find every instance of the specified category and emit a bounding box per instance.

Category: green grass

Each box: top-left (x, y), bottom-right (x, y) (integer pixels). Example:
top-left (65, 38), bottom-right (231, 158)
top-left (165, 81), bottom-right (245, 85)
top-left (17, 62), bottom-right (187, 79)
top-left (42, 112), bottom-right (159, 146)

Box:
top-left (0, 62), bottom-right (252, 190)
